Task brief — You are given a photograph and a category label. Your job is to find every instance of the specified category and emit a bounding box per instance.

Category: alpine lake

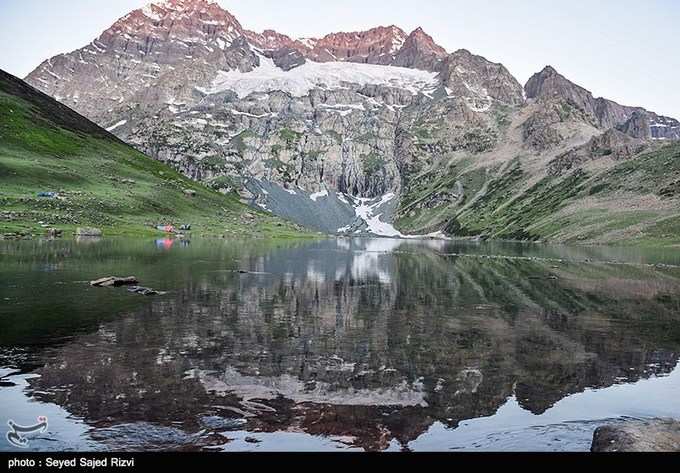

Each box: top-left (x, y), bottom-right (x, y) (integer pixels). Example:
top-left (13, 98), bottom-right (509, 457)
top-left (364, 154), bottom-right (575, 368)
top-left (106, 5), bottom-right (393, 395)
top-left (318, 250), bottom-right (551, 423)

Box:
top-left (1, 237), bottom-right (679, 452)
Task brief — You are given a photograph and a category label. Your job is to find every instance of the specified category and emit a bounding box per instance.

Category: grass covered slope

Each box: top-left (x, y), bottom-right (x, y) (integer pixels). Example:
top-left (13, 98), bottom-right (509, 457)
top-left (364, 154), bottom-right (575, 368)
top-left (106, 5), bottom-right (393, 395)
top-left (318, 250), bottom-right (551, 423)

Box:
top-left (0, 69), bottom-right (307, 238)
top-left (396, 143), bottom-right (680, 247)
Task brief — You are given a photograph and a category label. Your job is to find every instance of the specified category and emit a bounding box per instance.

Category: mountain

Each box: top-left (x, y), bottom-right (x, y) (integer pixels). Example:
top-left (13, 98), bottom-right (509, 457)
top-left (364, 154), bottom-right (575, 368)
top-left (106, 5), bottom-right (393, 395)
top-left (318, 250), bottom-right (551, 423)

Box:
top-left (525, 66), bottom-right (679, 139)
top-left (0, 69), bottom-right (304, 239)
top-left (25, 0), bottom-right (680, 245)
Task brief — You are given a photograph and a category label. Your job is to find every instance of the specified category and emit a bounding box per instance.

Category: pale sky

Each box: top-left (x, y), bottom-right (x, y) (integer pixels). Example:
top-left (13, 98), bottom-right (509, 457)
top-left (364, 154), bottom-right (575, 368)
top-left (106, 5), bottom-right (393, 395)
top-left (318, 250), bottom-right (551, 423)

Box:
top-left (1, 0), bottom-right (679, 118)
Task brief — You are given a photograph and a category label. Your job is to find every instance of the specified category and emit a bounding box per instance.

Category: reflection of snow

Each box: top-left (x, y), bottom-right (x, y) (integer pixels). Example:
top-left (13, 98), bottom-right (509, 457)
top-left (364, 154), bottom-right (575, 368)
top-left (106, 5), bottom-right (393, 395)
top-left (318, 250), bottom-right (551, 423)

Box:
top-left (307, 266), bottom-right (326, 284)
top-left (347, 239), bottom-right (403, 284)
top-left (328, 238), bottom-right (448, 285)
top-left (300, 238), bottom-right (449, 287)
top-left (192, 368), bottom-right (427, 407)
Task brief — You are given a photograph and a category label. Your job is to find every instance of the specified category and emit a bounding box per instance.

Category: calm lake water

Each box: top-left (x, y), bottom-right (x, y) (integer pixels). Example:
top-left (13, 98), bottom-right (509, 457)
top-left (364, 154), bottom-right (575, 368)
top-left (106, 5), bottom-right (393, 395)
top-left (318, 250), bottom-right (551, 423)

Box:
top-left (1, 237), bottom-right (679, 452)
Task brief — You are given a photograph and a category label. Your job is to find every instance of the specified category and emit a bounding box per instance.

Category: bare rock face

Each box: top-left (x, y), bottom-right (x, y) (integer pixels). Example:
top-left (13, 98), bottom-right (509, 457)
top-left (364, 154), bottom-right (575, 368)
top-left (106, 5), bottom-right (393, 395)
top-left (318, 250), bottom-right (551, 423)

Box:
top-left (244, 29), bottom-right (302, 51)
top-left (591, 419), bottom-right (680, 452)
top-left (439, 49), bottom-right (525, 109)
top-left (526, 66), bottom-right (601, 115)
top-left (265, 47), bottom-right (306, 71)
top-left (308, 26), bottom-right (409, 66)
top-left (618, 110), bottom-right (652, 140)
top-left (393, 28), bottom-right (449, 71)
top-left (26, 0), bottom-right (257, 125)
top-left (248, 24), bottom-right (446, 71)
top-left (648, 115), bottom-right (680, 140)
top-left (522, 105), bottom-right (566, 152)
top-left (548, 129), bottom-right (648, 176)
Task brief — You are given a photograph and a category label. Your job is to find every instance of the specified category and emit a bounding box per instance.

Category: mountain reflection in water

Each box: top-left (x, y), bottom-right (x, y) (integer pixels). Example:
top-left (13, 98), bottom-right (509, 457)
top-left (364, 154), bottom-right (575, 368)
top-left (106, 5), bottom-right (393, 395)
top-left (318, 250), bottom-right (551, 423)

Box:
top-left (0, 238), bottom-right (679, 452)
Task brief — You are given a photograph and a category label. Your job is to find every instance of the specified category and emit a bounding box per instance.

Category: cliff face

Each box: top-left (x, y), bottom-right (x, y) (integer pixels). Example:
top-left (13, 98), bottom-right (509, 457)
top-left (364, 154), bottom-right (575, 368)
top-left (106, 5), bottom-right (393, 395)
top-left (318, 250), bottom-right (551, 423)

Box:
top-left (25, 0), bottom-right (680, 240)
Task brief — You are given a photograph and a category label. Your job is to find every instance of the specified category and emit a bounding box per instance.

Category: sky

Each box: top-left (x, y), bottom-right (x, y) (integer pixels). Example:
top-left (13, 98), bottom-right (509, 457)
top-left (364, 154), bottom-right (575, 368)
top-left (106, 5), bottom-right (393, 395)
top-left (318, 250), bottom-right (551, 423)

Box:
top-left (1, 0), bottom-right (679, 118)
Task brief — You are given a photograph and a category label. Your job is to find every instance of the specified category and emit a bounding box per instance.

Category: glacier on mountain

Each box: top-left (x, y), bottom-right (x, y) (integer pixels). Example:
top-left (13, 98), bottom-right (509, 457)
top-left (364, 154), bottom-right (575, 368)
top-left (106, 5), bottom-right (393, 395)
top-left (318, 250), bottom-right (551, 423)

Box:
top-left (200, 54), bottom-right (439, 99)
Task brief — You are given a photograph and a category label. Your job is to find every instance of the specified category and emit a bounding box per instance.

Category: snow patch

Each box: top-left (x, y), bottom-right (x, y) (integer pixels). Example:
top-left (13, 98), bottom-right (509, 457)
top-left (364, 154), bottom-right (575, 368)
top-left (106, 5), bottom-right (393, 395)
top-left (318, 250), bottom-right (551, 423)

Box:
top-left (342, 192), bottom-right (451, 240)
top-left (106, 120), bottom-right (127, 132)
top-left (298, 38), bottom-right (318, 49)
top-left (354, 193), bottom-right (402, 237)
top-left (319, 103), bottom-right (365, 117)
top-left (205, 54), bottom-right (438, 99)
top-left (230, 109), bottom-right (276, 118)
top-left (310, 189), bottom-right (329, 202)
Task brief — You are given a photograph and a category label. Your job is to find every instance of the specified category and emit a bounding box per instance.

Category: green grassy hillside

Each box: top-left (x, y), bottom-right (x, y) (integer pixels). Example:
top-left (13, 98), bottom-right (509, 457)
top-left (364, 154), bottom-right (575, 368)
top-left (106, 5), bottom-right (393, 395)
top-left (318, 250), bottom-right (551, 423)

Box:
top-left (0, 69), bottom-right (309, 239)
top-left (396, 144), bottom-right (680, 247)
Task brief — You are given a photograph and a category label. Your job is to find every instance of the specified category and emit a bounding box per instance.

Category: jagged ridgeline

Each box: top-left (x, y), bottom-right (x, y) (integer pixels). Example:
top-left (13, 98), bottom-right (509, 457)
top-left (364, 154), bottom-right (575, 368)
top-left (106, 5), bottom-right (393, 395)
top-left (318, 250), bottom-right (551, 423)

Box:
top-left (24, 0), bottom-right (680, 244)
top-left (0, 69), bottom-right (305, 238)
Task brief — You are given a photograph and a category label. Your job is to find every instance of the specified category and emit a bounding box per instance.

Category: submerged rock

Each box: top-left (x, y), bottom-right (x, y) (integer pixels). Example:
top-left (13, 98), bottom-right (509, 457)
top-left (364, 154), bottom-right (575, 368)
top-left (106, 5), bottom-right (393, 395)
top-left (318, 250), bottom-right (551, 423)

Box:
top-left (127, 286), bottom-right (165, 296)
top-left (89, 422), bottom-right (225, 451)
top-left (591, 419), bottom-right (680, 452)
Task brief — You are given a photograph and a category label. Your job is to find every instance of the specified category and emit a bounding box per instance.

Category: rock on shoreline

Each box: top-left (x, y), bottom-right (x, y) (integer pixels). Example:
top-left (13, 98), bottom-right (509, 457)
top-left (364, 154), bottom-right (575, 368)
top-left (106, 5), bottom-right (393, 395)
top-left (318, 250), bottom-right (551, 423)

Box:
top-left (591, 419), bottom-right (680, 452)
top-left (76, 227), bottom-right (103, 237)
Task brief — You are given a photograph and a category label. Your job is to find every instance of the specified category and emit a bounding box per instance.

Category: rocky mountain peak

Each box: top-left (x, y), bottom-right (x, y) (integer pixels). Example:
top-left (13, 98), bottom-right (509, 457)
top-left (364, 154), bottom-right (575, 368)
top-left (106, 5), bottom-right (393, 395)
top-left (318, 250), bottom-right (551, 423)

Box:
top-left (539, 65), bottom-right (558, 76)
top-left (137, 0), bottom-right (238, 22)
top-left (243, 24), bottom-right (449, 69)
top-left (524, 65), bottom-right (590, 103)
top-left (403, 27), bottom-right (447, 56)
top-left (391, 27), bottom-right (448, 71)
top-left (244, 29), bottom-right (299, 51)
top-left (144, 0), bottom-right (217, 12)
top-left (524, 65), bottom-right (680, 140)
top-left (303, 25), bottom-right (409, 65)
top-left (438, 49), bottom-right (525, 107)
top-left (111, 0), bottom-right (244, 47)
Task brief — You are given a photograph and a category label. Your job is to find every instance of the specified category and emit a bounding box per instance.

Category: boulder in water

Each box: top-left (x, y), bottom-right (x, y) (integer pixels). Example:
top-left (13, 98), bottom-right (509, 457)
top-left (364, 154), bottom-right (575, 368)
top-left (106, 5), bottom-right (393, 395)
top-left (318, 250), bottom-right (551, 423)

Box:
top-left (591, 419), bottom-right (680, 452)
top-left (90, 276), bottom-right (139, 287)
top-left (127, 286), bottom-right (165, 296)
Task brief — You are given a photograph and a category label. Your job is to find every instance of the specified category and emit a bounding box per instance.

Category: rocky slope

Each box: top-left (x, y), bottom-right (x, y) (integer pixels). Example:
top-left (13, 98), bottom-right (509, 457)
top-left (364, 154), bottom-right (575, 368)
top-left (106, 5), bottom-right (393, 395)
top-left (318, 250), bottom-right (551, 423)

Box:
top-left (25, 0), bottom-right (680, 243)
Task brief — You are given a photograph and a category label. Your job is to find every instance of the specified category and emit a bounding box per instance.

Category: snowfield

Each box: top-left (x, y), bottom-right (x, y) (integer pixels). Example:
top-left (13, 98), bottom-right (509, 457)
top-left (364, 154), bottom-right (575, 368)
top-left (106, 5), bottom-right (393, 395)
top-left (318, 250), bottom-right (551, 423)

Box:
top-left (349, 193), bottom-right (449, 240)
top-left (202, 55), bottom-right (439, 98)
top-left (106, 119), bottom-right (127, 132)
top-left (354, 193), bottom-right (403, 238)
